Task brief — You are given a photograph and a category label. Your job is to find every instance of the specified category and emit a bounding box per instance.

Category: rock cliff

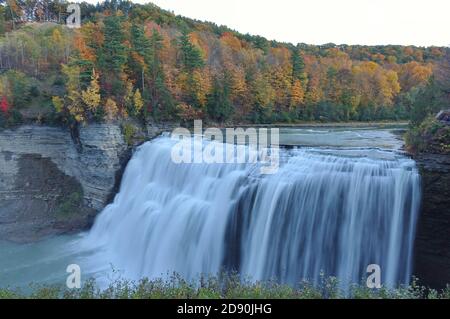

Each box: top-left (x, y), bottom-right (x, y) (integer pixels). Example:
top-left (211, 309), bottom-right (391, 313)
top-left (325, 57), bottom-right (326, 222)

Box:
top-left (413, 153), bottom-right (450, 289)
top-left (0, 124), bottom-right (129, 242)
top-left (0, 122), bottom-right (178, 242)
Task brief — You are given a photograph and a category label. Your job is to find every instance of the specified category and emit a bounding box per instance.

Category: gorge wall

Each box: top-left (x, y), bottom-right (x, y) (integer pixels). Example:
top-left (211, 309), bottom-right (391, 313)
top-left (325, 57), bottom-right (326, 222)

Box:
top-left (0, 123), bottom-right (174, 242)
top-left (413, 153), bottom-right (450, 289)
top-left (0, 124), bottom-right (126, 242)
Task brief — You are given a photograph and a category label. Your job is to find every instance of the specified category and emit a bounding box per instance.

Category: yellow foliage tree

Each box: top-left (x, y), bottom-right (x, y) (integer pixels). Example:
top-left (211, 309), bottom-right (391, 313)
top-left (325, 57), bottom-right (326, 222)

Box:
top-left (124, 80), bottom-right (134, 111)
top-left (133, 89), bottom-right (144, 115)
top-left (399, 62), bottom-right (433, 91)
top-left (290, 79), bottom-right (305, 109)
top-left (81, 69), bottom-right (101, 113)
top-left (220, 32), bottom-right (242, 52)
top-left (191, 69), bottom-right (211, 109)
top-left (52, 96), bottom-right (64, 113)
top-left (252, 73), bottom-right (275, 109)
top-left (61, 64), bottom-right (85, 123)
top-left (104, 98), bottom-right (119, 122)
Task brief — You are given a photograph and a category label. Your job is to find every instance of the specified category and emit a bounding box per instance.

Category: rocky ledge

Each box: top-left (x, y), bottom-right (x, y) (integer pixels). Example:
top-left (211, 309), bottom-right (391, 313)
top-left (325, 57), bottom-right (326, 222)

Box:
top-left (0, 122), bottom-right (174, 243)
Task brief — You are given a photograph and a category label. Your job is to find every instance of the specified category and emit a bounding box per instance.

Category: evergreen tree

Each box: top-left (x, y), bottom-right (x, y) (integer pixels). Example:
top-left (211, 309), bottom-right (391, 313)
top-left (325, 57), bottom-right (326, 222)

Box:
top-left (291, 47), bottom-right (307, 85)
top-left (129, 24), bottom-right (151, 92)
top-left (207, 75), bottom-right (233, 122)
top-left (147, 30), bottom-right (175, 119)
top-left (102, 15), bottom-right (127, 73)
top-left (130, 24), bottom-right (151, 61)
top-left (178, 32), bottom-right (204, 71)
top-left (178, 31), bottom-right (206, 109)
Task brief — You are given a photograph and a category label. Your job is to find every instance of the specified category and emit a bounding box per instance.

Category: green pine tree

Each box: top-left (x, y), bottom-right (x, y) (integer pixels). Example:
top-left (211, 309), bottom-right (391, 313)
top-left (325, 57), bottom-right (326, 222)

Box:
top-left (207, 74), bottom-right (233, 122)
top-left (178, 32), bottom-right (204, 71)
top-left (291, 47), bottom-right (307, 85)
top-left (102, 15), bottom-right (128, 73)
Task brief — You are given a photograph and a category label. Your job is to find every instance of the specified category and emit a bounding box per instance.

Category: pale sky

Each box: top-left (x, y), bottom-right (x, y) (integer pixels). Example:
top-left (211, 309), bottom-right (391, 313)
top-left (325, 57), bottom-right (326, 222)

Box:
top-left (84, 0), bottom-right (450, 47)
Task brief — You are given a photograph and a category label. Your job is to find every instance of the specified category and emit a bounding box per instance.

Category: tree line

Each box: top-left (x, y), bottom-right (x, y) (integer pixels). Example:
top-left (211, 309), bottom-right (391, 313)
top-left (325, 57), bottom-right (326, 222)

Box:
top-left (0, 0), bottom-right (448, 127)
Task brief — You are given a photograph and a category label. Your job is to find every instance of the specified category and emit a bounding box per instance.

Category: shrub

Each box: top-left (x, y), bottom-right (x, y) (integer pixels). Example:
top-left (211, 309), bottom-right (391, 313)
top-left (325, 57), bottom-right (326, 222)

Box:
top-left (0, 275), bottom-right (449, 299)
top-left (122, 122), bottom-right (137, 146)
top-left (55, 191), bottom-right (83, 220)
top-left (405, 116), bottom-right (450, 154)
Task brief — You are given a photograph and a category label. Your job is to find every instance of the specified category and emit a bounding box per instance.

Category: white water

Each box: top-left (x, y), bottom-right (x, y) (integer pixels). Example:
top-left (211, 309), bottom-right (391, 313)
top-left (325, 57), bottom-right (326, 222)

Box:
top-left (80, 133), bottom-right (420, 288)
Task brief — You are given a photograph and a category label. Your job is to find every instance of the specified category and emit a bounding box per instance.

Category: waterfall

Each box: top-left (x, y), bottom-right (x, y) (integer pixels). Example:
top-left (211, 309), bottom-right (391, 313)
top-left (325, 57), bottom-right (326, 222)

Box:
top-left (84, 135), bottom-right (420, 288)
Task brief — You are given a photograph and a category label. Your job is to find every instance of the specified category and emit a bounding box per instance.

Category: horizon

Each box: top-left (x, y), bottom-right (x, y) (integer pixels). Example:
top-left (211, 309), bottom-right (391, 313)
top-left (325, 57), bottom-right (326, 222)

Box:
top-left (80, 0), bottom-right (450, 47)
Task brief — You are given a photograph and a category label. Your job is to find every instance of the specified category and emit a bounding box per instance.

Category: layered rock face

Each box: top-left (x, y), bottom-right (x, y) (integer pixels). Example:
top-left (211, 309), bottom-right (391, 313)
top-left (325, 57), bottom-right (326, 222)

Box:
top-left (413, 153), bottom-right (450, 289)
top-left (0, 124), bottom-right (128, 242)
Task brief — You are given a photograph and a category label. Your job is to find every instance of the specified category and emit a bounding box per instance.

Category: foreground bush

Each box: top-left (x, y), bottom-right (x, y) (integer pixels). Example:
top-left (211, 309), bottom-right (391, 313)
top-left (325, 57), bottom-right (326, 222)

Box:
top-left (1, 274), bottom-right (449, 299)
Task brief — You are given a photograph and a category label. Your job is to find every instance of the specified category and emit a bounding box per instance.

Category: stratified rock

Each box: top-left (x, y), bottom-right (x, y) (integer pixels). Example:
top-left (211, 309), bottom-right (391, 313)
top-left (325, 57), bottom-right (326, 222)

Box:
top-left (0, 124), bottom-right (128, 242)
top-left (413, 152), bottom-right (450, 289)
top-left (0, 122), bottom-right (178, 242)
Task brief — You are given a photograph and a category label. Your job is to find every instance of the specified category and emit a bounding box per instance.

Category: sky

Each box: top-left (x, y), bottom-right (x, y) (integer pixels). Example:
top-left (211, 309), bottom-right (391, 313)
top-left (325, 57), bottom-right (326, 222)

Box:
top-left (85, 0), bottom-right (450, 47)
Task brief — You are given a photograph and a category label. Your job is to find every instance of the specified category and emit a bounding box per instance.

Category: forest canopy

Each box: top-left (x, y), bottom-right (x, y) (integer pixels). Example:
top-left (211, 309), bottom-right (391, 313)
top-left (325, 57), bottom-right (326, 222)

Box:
top-left (0, 0), bottom-right (448, 127)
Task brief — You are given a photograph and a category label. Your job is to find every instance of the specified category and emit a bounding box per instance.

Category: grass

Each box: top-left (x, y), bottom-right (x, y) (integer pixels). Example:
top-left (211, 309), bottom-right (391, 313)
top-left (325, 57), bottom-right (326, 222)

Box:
top-left (1, 274), bottom-right (449, 299)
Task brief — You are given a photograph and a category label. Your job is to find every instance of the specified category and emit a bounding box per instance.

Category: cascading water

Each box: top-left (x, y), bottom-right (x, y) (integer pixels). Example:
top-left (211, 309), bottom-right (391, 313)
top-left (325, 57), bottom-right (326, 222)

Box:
top-left (83, 135), bottom-right (420, 288)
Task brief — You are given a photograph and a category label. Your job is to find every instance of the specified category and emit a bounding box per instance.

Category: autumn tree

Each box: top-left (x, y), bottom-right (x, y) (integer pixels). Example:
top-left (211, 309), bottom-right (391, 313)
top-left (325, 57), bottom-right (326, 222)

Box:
top-left (0, 95), bottom-right (9, 114)
top-left (57, 63), bottom-right (84, 123)
top-left (133, 89), bottom-right (144, 116)
top-left (81, 69), bottom-right (101, 115)
top-left (399, 62), bottom-right (432, 92)
top-left (290, 79), bottom-right (305, 110)
top-left (104, 97), bottom-right (119, 122)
